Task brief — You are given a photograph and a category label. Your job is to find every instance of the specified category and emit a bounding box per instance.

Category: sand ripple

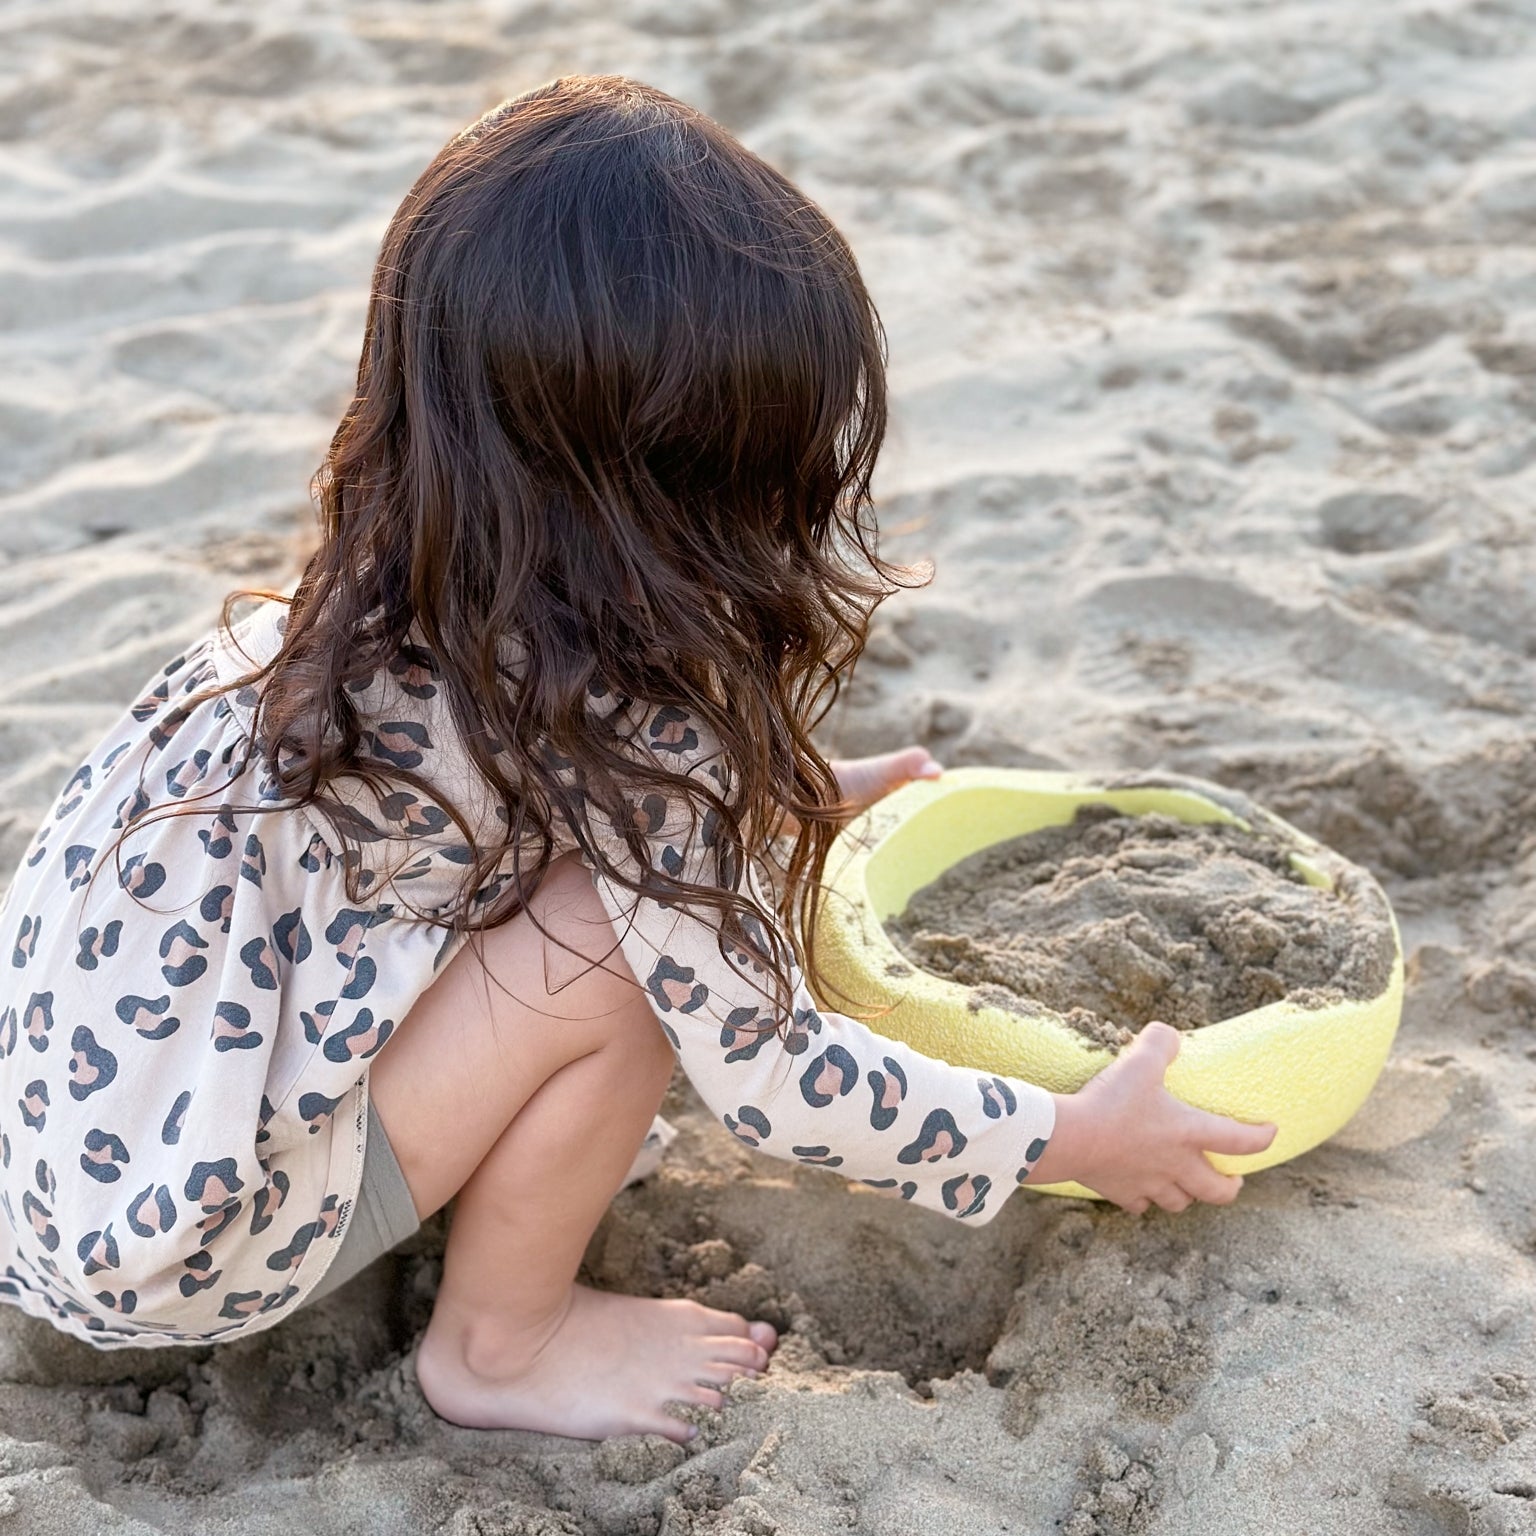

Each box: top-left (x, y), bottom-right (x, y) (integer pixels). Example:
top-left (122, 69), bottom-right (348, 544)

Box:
top-left (1, 1), bottom-right (1534, 1532)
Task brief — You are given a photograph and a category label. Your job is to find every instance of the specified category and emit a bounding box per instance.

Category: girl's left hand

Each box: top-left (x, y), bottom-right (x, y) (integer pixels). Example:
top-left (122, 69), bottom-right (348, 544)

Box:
top-left (831, 746), bottom-right (943, 817)
top-left (768, 747), bottom-right (942, 842)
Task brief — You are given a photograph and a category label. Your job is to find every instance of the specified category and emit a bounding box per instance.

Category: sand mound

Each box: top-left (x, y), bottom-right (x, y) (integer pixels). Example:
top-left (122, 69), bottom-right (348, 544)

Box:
top-left (887, 806), bottom-right (1397, 1049)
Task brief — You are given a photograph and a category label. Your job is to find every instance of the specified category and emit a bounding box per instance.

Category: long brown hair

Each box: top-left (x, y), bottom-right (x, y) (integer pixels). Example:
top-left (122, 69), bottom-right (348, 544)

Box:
top-left (105, 74), bottom-right (918, 1018)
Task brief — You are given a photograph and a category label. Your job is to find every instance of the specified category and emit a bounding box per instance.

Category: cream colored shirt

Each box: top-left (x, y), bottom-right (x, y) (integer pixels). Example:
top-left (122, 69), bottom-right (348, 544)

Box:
top-left (0, 597), bottom-right (1054, 1348)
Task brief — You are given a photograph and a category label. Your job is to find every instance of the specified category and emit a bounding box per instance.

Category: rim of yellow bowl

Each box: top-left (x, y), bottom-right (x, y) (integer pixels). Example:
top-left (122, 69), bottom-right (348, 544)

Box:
top-left (819, 766), bottom-right (1404, 1067)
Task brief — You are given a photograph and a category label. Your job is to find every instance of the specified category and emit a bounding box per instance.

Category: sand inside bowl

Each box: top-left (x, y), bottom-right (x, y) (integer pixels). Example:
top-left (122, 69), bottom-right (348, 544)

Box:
top-left (884, 804), bottom-right (1397, 1051)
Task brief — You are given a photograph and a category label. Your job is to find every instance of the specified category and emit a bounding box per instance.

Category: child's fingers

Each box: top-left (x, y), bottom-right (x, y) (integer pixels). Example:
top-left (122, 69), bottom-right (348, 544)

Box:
top-left (1151, 1184), bottom-right (1192, 1214)
top-left (892, 745), bottom-right (944, 780)
top-left (1189, 1111), bottom-right (1278, 1157)
top-left (1124, 1019), bottom-right (1182, 1076)
top-left (1179, 1161), bottom-right (1245, 1206)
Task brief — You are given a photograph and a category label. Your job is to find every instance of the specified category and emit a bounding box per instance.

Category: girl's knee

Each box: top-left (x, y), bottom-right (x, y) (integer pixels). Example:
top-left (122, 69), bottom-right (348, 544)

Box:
top-left (468, 852), bottom-right (642, 1024)
top-left (624, 1009), bottom-right (677, 1077)
top-left (534, 855), bottom-right (641, 1000)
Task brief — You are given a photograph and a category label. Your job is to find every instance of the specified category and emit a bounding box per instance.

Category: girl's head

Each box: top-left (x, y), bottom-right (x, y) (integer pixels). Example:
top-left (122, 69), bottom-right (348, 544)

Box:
top-left (329, 73), bottom-right (890, 645)
top-left (216, 75), bottom-right (915, 1008)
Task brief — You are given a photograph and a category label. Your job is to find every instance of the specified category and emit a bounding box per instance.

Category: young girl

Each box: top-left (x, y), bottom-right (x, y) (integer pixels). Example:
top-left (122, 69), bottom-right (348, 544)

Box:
top-left (0, 75), bottom-right (1275, 1444)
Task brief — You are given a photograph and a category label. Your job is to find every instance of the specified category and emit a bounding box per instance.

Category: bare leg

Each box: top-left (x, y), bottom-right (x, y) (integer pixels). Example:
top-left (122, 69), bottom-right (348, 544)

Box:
top-left (366, 852), bottom-right (776, 1442)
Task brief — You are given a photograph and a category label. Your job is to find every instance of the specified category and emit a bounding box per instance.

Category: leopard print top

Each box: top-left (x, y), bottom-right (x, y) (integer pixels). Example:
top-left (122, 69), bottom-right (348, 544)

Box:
top-left (0, 597), bottom-right (1054, 1348)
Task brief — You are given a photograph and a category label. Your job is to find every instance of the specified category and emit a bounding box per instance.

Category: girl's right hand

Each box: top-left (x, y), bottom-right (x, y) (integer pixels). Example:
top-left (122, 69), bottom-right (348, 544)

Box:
top-left (1028, 1021), bottom-right (1278, 1214)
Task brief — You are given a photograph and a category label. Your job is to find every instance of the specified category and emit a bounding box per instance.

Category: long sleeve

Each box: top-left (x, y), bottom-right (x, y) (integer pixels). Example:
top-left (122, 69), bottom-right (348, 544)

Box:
top-left (576, 699), bottom-right (1057, 1225)
top-left (235, 605), bottom-right (1060, 1225)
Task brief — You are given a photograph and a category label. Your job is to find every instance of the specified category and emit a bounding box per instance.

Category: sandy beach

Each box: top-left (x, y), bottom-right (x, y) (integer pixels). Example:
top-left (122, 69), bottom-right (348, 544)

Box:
top-left (1, 0), bottom-right (1534, 1531)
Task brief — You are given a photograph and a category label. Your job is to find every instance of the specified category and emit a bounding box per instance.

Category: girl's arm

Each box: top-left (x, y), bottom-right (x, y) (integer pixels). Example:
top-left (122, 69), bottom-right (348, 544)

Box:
top-left (587, 842), bottom-right (1058, 1223)
top-left (578, 707), bottom-right (1275, 1222)
top-left (576, 714), bottom-right (1050, 1223)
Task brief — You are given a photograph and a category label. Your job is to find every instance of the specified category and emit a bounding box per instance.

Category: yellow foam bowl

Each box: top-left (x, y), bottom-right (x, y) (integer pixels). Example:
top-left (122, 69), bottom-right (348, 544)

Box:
top-left (811, 767), bottom-right (1405, 1199)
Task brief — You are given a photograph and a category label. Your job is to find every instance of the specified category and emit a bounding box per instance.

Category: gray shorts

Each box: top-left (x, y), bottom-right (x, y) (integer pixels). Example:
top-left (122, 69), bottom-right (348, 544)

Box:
top-left (302, 1094), bottom-right (422, 1307)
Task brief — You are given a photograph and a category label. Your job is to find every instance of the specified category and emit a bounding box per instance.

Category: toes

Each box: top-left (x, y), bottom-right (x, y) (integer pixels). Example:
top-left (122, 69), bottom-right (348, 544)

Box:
top-left (649, 1414), bottom-right (699, 1445)
top-left (698, 1304), bottom-right (755, 1336)
top-left (688, 1308), bottom-right (774, 1357)
top-left (706, 1335), bottom-right (769, 1371)
top-left (693, 1307), bottom-right (777, 1357)
top-left (704, 1358), bottom-right (759, 1386)
top-left (686, 1383), bottom-right (725, 1411)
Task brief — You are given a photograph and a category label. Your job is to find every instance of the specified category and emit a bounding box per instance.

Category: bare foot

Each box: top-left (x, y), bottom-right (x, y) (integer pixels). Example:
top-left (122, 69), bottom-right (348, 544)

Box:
top-left (414, 1285), bottom-right (778, 1442)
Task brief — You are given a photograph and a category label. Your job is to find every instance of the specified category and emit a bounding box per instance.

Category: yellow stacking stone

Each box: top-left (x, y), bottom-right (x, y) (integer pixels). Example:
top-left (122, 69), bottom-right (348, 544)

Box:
top-left (811, 767), bottom-right (1405, 1199)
